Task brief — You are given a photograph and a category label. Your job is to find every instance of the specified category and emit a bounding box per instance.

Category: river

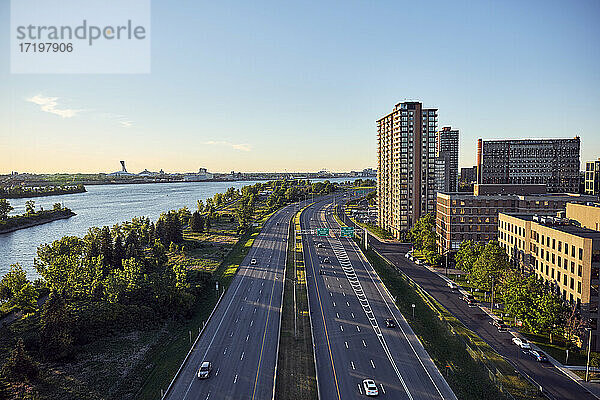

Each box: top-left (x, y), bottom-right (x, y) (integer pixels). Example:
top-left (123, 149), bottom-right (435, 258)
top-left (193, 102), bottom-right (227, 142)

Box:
top-left (0, 178), bottom-right (353, 279)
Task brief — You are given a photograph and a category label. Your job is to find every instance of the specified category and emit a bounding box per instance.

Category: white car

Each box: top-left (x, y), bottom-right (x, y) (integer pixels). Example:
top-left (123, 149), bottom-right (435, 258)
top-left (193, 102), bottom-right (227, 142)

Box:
top-left (362, 379), bottom-right (378, 396)
top-left (405, 252), bottom-right (411, 258)
top-left (511, 337), bottom-right (531, 350)
top-left (447, 281), bottom-right (458, 290)
top-left (250, 258), bottom-right (257, 265)
top-left (197, 361), bottom-right (212, 379)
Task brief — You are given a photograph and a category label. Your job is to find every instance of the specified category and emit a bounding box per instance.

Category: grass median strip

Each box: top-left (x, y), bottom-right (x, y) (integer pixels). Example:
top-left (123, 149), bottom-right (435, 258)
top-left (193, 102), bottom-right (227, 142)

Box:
top-left (275, 208), bottom-right (317, 400)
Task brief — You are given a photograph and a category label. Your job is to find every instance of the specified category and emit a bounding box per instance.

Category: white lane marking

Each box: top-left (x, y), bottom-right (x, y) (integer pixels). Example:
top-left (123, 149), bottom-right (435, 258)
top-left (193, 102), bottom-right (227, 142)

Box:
top-left (348, 238), bottom-right (447, 400)
top-left (371, 359), bottom-right (376, 369)
top-left (344, 341), bottom-right (348, 349)
top-left (363, 340), bottom-right (367, 347)
top-left (346, 301), bottom-right (350, 307)
top-left (205, 393), bottom-right (210, 400)
top-left (223, 347), bottom-right (227, 354)
top-left (333, 302), bottom-right (336, 307)
top-left (351, 361), bottom-right (356, 370)
top-left (230, 331), bottom-right (234, 337)
top-left (246, 334), bottom-right (249, 341)
top-left (342, 292), bottom-right (346, 297)
top-left (254, 307), bottom-right (257, 313)
top-left (240, 307), bottom-right (243, 311)
top-left (351, 312), bottom-right (355, 318)
top-left (336, 313), bottom-right (339, 318)
top-left (241, 352), bottom-right (245, 360)
top-left (215, 369), bottom-right (219, 376)
top-left (337, 277), bottom-right (340, 281)
top-left (381, 384), bottom-right (386, 394)
top-left (356, 326), bottom-right (360, 332)
top-left (340, 325), bottom-right (344, 332)
top-left (244, 296), bottom-right (247, 300)
top-left (234, 374), bottom-right (238, 384)
top-left (330, 292), bottom-right (333, 297)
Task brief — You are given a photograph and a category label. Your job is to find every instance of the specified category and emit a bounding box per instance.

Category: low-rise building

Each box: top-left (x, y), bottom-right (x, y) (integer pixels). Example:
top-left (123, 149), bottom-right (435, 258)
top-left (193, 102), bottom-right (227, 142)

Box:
top-left (498, 204), bottom-right (600, 350)
top-left (436, 184), bottom-right (596, 254)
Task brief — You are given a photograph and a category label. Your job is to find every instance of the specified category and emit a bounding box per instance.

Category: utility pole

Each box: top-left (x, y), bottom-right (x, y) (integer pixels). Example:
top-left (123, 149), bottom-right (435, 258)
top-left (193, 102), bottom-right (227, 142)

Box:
top-left (586, 328), bottom-right (593, 382)
top-left (490, 277), bottom-right (495, 312)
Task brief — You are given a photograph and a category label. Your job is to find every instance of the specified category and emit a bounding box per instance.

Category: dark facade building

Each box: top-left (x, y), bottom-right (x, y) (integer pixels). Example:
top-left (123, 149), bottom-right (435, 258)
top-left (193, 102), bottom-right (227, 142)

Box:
top-left (435, 127), bottom-right (459, 193)
top-left (476, 137), bottom-right (580, 193)
top-left (377, 101), bottom-right (438, 238)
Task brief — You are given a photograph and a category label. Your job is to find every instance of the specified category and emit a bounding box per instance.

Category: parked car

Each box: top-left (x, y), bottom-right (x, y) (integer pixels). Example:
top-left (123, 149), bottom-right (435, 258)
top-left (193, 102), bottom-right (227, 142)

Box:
top-left (362, 379), bottom-right (379, 396)
top-left (197, 361), bottom-right (212, 379)
top-left (385, 318), bottom-right (395, 328)
top-left (323, 257), bottom-right (331, 263)
top-left (461, 293), bottom-right (475, 302)
top-left (250, 258), bottom-right (257, 265)
top-left (316, 243), bottom-right (324, 248)
top-left (490, 320), bottom-right (508, 331)
top-left (511, 337), bottom-right (531, 350)
top-left (529, 350), bottom-right (548, 362)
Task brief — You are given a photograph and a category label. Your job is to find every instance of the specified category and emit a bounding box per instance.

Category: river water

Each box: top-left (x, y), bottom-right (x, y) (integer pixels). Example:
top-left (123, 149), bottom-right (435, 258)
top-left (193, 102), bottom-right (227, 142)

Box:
top-left (0, 178), bottom-right (351, 279)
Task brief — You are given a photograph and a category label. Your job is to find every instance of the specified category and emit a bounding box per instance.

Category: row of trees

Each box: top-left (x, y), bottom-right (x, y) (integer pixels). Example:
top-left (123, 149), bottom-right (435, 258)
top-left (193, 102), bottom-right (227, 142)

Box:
top-left (0, 184), bottom-right (85, 199)
top-left (456, 240), bottom-right (568, 338)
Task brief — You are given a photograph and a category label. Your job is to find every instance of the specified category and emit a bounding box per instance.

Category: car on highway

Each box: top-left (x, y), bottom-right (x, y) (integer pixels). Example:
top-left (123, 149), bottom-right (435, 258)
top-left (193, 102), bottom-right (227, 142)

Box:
top-left (323, 257), bottom-right (331, 263)
top-left (362, 379), bottom-right (379, 396)
top-left (511, 337), bottom-right (531, 350)
top-left (447, 281), bottom-right (458, 290)
top-left (528, 350), bottom-right (548, 362)
top-left (414, 258), bottom-right (422, 265)
top-left (385, 318), bottom-right (395, 328)
top-left (197, 361), bottom-right (212, 379)
top-left (250, 258), bottom-right (257, 265)
top-left (316, 243), bottom-right (324, 248)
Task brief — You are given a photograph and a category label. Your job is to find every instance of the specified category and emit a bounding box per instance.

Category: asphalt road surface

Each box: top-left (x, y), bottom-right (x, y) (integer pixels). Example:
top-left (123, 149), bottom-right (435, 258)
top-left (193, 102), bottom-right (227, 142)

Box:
top-left (164, 205), bottom-right (295, 400)
top-left (302, 197), bottom-right (457, 400)
top-left (335, 211), bottom-right (598, 400)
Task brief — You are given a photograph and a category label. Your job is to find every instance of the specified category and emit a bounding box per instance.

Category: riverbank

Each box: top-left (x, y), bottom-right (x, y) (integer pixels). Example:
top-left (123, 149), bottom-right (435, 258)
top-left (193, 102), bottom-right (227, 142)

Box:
top-left (0, 209), bottom-right (76, 234)
top-left (0, 185), bottom-right (86, 199)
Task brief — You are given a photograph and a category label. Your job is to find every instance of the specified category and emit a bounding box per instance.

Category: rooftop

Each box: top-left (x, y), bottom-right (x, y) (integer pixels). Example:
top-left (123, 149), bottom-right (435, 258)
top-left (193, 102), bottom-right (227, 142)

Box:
top-left (503, 214), bottom-right (600, 240)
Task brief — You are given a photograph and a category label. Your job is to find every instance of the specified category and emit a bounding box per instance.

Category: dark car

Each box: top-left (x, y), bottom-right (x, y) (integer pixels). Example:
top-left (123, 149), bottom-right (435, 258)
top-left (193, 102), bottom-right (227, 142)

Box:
top-left (385, 318), bottom-right (395, 328)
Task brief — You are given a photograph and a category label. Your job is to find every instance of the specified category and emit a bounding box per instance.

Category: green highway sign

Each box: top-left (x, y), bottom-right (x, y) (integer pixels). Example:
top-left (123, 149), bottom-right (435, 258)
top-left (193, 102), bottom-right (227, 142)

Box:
top-left (340, 226), bottom-right (354, 238)
top-left (317, 228), bottom-right (329, 236)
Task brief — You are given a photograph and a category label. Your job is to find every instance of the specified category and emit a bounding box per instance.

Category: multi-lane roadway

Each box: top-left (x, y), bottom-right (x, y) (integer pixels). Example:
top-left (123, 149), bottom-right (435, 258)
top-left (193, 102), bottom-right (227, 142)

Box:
top-left (164, 205), bottom-right (294, 400)
top-left (301, 197), bottom-right (456, 400)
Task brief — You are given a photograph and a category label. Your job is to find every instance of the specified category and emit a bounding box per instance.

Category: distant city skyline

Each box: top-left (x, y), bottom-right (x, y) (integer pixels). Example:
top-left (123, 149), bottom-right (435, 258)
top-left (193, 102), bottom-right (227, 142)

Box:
top-left (1, 0), bottom-right (599, 174)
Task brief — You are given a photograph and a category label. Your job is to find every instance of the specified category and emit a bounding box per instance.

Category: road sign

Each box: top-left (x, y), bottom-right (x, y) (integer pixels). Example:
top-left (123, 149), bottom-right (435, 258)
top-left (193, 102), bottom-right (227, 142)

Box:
top-left (340, 226), bottom-right (354, 238)
top-left (317, 228), bottom-right (329, 236)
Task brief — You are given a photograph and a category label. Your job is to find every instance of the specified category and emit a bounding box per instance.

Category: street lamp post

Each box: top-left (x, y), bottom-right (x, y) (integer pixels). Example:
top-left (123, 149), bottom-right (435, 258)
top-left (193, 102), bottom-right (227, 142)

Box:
top-left (411, 303), bottom-right (415, 318)
top-left (586, 328), bottom-right (593, 382)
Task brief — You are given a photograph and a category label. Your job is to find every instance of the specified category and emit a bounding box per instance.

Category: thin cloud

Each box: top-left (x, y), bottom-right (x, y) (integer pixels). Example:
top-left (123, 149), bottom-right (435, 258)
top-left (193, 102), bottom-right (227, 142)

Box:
top-left (27, 95), bottom-right (81, 118)
top-left (204, 141), bottom-right (252, 152)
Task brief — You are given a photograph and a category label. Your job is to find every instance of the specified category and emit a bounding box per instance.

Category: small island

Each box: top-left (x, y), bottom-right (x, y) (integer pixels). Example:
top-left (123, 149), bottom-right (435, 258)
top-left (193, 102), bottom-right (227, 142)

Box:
top-left (0, 199), bottom-right (75, 234)
top-left (0, 184), bottom-right (86, 199)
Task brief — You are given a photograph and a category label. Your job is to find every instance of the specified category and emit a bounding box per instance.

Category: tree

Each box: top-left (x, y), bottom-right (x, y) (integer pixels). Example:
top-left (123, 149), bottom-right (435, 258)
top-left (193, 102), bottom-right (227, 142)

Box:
top-left (99, 226), bottom-right (113, 268)
top-left (113, 235), bottom-right (125, 267)
top-left (205, 217), bottom-right (211, 232)
top-left (40, 292), bottom-right (73, 361)
top-left (1, 338), bottom-right (38, 381)
top-left (0, 199), bottom-right (13, 221)
top-left (409, 213), bottom-right (437, 261)
top-left (470, 241), bottom-right (509, 292)
top-left (0, 264), bottom-right (37, 314)
top-left (455, 240), bottom-right (484, 274)
top-left (24, 200), bottom-right (35, 216)
top-left (196, 199), bottom-right (204, 213)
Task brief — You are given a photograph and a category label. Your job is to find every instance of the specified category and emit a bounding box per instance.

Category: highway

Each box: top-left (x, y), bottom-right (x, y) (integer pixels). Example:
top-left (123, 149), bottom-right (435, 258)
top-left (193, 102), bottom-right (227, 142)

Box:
top-left (164, 205), bottom-right (295, 400)
top-left (301, 197), bottom-right (456, 400)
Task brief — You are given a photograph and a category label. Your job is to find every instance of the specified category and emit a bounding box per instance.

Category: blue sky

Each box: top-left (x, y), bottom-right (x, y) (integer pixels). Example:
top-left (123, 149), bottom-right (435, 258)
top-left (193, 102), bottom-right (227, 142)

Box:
top-left (1, 0), bottom-right (599, 174)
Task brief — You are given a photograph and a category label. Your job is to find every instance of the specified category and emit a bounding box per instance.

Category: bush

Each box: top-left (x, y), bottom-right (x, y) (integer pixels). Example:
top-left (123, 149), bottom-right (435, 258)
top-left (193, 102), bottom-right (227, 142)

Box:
top-left (1, 338), bottom-right (38, 382)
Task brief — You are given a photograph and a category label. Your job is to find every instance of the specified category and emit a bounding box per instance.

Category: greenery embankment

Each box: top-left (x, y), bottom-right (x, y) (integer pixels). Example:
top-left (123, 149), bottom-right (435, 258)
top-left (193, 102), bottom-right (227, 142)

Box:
top-left (0, 185), bottom-right (86, 199)
top-left (0, 200), bottom-right (74, 234)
